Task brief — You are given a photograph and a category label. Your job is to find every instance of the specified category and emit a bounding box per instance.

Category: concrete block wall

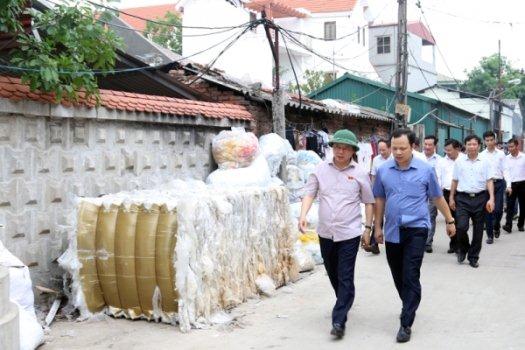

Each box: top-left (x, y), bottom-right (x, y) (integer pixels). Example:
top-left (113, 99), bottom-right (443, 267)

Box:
top-left (0, 98), bottom-right (250, 289)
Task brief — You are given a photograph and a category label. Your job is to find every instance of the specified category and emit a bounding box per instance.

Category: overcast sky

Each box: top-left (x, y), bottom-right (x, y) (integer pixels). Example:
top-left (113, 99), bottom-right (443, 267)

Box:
top-left (115, 0), bottom-right (525, 80)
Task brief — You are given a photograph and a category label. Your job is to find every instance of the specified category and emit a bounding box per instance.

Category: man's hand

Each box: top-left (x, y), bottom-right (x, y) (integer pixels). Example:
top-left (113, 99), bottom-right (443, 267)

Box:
top-left (374, 227), bottom-right (384, 244)
top-left (486, 199), bottom-right (495, 213)
top-left (506, 187), bottom-right (512, 196)
top-left (361, 229), bottom-right (371, 249)
top-left (449, 198), bottom-right (456, 211)
top-left (298, 217), bottom-right (308, 233)
top-left (446, 223), bottom-right (456, 237)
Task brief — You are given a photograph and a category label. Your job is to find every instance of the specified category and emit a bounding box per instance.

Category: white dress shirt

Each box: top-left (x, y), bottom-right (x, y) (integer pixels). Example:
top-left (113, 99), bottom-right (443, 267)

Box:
top-left (453, 154), bottom-right (492, 193)
top-left (370, 153), bottom-right (392, 176)
top-left (480, 148), bottom-right (505, 180)
top-left (439, 153), bottom-right (466, 190)
top-left (412, 150), bottom-right (426, 161)
top-left (504, 152), bottom-right (525, 187)
top-left (425, 152), bottom-right (443, 187)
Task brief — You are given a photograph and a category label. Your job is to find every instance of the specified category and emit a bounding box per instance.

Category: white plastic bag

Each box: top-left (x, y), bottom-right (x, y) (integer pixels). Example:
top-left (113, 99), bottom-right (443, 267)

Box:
top-left (255, 274), bottom-right (276, 297)
top-left (293, 243), bottom-right (315, 272)
top-left (296, 150), bottom-right (322, 182)
top-left (0, 241), bottom-right (44, 350)
top-left (206, 154), bottom-right (273, 188)
top-left (258, 133), bottom-right (294, 177)
top-left (211, 128), bottom-right (259, 169)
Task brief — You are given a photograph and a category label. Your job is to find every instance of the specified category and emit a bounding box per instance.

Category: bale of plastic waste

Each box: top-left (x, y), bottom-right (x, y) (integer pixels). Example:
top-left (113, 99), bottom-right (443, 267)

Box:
top-left (206, 154), bottom-right (273, 188)
top-left (0, 241), bottom-right (44, 350)
top-left (258, 133), bottom-right (295, 177)
top-left (211, 128), bottom-right (259, 170)
top-left (59, 181), bottom-right (298, 332)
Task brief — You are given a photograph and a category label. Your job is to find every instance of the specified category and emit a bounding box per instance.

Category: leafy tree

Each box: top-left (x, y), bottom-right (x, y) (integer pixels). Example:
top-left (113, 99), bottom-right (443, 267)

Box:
top-left (462, 54), bottom-right (525, 105)
top-left (290, 69), bottom-right (335, 95)
top-left (145, 11), bottom-right (182, 54)
top-left (5, 0), bottom-right (122, 101)
top-left (0, 0), bottom-right (25, 33)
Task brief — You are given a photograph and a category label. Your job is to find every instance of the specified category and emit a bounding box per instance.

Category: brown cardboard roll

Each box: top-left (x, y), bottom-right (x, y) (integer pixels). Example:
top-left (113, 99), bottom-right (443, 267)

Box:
top-left (95, 204), bottom-right (121, 310)
top-left (76, 201), bottom-right (105, 313)
top-left (135, 204), bottom-right (160, 319)
top-left (114, 204), bottom-right (142, 318)
top-left (155, 205), bottom-right (178, 316)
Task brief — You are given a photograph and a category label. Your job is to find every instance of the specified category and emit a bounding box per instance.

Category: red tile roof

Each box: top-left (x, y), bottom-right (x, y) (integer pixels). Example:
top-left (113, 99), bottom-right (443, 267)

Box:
top-left (0, 76), bottom-right (253, 121)
top-left (252, 0), bottom-right (357, 14)
top-left (119, 4), bottom-right (180, 31)
top-left (245, 1), bottom-right (308, 18)
top-left (407, 21), bottom-right (436, 45)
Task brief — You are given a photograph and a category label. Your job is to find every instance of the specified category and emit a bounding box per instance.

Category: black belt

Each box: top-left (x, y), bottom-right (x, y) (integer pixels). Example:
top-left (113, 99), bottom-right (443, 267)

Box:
top-left (457, 191), bottom-right (487, 198)
top-left (493, 179), bottom-right (504, 183)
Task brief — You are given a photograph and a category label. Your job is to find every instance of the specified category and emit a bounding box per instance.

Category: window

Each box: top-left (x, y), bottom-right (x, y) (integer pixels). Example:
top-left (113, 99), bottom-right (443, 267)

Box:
top-left (362, 27), bottom-right (366, 46)
top-left (357, 26), bottom-right (360, 43)
top-left (377, 35), bottom-right (390, 54)
top-left (324, 21), bottom-right (336, 40)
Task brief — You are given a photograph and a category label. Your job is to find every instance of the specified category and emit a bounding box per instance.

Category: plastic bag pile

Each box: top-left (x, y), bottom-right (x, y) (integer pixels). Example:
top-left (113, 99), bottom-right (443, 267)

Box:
top-left (59, 180), bottom-right (298, 332)
top-left (0, 241), bottom-right (44, 350)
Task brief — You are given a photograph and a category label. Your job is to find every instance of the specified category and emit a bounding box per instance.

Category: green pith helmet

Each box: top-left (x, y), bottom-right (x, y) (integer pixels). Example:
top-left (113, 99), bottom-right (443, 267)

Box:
top-left (328, 129), bottom-right (360, 151)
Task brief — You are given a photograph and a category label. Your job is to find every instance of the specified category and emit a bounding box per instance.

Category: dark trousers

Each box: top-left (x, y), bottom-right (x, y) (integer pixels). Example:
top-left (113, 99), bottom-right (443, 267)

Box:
top-left (385, 227), bottom-right (427, 328)
top-left (443, 189), bottom-right (457, 251)
top-left (425, 200), bottom-right (438, 248)
top-left (456, 192), bottom-right (488, 262)
top-left (485, 179), bottom-right (506, 238)
top-left (319, 236), bottom-right (360, 327)
top-left (505, 180), bottom-right (525, 229)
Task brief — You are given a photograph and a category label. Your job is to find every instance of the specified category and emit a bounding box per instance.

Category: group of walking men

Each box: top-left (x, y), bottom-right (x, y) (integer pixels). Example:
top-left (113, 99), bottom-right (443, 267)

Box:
top-left (298, 128), bottom-right (524, 343)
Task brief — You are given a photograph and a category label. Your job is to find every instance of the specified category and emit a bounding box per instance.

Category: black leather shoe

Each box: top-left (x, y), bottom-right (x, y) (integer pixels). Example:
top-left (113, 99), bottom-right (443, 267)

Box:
top-left (494, 230), bottom-right (500, 238)
top-left (486, 237), bottom-right (494, 244)
top-left (469, 260), bottom-right (479, 268)
top-left (457, 252), bottom-right (466, 263)
top-left (502, 224), bottom-right (512, 233)
top-left (425, 246), bottom-right (433, 253)
top-left (370, 244), bottom-right (380, 255)
top-left (519, 227), bottom-right (524, 232)
top-left (447, 248), bottom-right (455, 254)
top-left (330, 323), bottom-right (345, 339)
top-left (396, 326), bottom-right (411, 343)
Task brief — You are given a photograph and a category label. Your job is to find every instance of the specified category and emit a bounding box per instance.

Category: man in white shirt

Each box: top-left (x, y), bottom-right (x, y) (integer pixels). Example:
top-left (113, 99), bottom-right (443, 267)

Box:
top-left (423, 135), bottom-right (443, 253)
top-left (480, 131), bottom-right (507, 244)
top-left (367, 139), bottom-right (392, 255)
top-left (438, 138), bottom-right (465, 253)
top-left (502, 138), bottom-right (525, 233)
top-left (412, 138), bottom-right (426, 161)
top-left (450, 135), bottom-right (495, 268)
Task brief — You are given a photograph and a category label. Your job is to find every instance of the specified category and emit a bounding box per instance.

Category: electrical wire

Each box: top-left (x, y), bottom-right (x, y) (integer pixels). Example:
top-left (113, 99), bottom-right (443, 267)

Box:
top-left (85, 0), bottom-right (247, 30)
top-left (0, 22), bottom-right (255, 75)
top-left (281, 30), bottom-right (302, 109)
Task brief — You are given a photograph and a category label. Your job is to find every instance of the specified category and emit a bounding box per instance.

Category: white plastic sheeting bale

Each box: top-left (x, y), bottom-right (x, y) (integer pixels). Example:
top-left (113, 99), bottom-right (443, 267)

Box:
top-left (206, 154), bottom-right (273, 188)
top-left (258, 133), bottom-right (295, 177)
top-left (296, 150), bottom-right (322, 182)
top-left (60, 181), bottom-right (298, 332)
top-left (211, 127), bottom-right (259, 170)
top-left (0, 241), bottom-right (44, 350)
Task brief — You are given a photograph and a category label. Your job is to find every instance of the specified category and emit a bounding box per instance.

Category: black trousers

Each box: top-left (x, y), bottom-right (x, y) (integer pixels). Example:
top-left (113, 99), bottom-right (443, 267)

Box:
top-left (505, 180), bottom-right (525, 229)
top-left (443, 189), bottom-right (457, 251)
top-left (485, 179), bottom-right (506, 238)
top-left (319, 235), bottom-right (360, 328)
top-left (455, 192), bottom-right (488, 262)
top-left (385, 227), bottom-right (427, 328)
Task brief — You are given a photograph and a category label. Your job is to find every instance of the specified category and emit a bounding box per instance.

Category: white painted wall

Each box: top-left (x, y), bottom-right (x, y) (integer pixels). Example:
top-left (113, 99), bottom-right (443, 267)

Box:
top-left (179, 0), bottom-right (380, 89)
top-left (369, 24), bottom-right (437, 92)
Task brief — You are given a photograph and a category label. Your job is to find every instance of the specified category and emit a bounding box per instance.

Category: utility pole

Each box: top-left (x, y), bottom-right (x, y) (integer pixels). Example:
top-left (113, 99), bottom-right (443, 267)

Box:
top-left (262, 6), bottom-right (286, 139)
top-left (495, 39), bottom-right (502, 138)
top-left (394, 0), bottom-right (409, 128)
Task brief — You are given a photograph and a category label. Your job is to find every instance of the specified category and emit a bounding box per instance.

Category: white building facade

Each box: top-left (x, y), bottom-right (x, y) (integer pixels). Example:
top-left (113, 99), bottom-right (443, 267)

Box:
top-left (368, 21), bottom-right (437, 92)
top-left (177, 0), bottom-right (379, 88)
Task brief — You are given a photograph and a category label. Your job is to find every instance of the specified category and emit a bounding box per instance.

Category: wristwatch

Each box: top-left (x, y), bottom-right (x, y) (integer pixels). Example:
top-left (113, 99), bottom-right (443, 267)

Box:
top-left (446, 219), bottom-right (455, 225)
top-left (364, 225), bottom-right (373, 230)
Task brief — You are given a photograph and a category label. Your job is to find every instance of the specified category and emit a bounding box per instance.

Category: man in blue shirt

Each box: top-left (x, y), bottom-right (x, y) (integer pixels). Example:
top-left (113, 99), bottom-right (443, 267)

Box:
top-left (373, 128), bottom-right (456, 343)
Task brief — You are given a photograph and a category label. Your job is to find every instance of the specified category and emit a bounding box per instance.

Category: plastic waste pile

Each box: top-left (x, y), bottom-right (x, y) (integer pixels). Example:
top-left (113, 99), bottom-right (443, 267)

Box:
top-left (211, 127), bottom-right (259, 170)
top-left (59, 180), bottom-right (298, 332)
top-left (0, 241), bottom-right (44, 350)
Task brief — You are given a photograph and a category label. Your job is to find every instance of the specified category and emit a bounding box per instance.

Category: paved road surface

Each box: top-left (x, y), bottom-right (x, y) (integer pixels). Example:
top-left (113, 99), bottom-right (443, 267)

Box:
top-left (44, 217), bottom-right (525, 350)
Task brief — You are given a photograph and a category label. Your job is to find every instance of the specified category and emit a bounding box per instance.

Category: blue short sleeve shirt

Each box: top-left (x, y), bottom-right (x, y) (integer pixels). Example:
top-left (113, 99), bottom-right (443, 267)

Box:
top-left (373, 157), bottom-right (443, 243)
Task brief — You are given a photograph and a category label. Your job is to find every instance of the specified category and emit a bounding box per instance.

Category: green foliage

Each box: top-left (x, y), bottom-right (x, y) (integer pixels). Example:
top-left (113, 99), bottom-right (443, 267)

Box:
top-left (145, 11), bottom-right (182, 54)
top-left (8, 1), bottom-right (122, 101)
top-left (462, 54), bottom-right (525, 105)
top-left (0, 0), bottom-right (25, 33)
top-left (290, 69), bottom-right (335, 95)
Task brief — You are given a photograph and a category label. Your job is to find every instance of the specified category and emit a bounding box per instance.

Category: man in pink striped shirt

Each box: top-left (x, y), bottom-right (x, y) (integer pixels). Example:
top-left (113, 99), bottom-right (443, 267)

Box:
top-left (299, 129), bottom-right (374, 339)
